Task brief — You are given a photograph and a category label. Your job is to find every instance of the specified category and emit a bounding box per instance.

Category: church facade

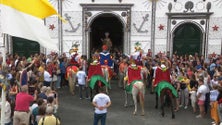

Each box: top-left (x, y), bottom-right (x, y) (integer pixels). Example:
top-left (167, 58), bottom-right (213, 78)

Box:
top-left (1, 0), bottom-right (222, 57)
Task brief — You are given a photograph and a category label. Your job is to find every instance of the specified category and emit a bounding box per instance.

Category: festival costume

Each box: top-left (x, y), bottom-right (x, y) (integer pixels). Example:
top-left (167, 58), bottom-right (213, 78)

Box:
top-left (125, 65), bottom-right (142, 93)
top-left (154, 66), bottom-right (178, 97)
top-left (88, 63), bottom-right (109, 90)
top-left (69, 53), bottom-right (80, 67)
top-left (99, 51), bottom-right (113, 67)
top-left (66, 65), bottom-right (78, 95)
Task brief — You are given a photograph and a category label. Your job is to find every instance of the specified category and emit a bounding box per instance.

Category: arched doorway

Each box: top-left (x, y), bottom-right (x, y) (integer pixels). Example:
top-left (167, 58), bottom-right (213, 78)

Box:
top-left (90, 13), bottom-right (124, 53)
top-left (173, 23), bottom-right (203, 56)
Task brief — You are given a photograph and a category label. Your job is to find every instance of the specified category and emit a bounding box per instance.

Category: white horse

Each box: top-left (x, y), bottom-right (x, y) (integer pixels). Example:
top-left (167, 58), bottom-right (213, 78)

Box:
top-left (101, 66), bottom-right (113, 94)
top-left (124, 66), bottom-right (146, 116)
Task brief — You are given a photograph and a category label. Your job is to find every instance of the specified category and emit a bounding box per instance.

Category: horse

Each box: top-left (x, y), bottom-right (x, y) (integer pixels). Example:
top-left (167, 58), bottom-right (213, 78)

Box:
top-left (155, 81), bottom-right (177, 119)
top-left (124, 65), bottom-right (146, 116)
top-left (66, 65), bottom-right (78, 95)
top-left (101, 66), bottom-right (113, 94)
top-left (124, 80), bottom-right (145, 115)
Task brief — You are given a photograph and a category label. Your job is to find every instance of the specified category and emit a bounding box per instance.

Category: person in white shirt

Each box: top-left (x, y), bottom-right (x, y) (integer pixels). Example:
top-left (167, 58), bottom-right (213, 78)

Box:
top-left (196, 78), bottom-right (208, 118)
top-left (92, 87), bottom-right (111, 125)
top-left (76, 67), bottom-right (88, 99)
top-left (43, 69), bottom-right (52, 87)
top-left (0, 96), bottom-right (12, 125)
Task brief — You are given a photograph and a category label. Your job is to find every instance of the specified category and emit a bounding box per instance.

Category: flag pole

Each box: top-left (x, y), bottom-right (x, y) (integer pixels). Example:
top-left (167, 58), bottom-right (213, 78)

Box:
top-left (0, 33), bottom-right (7, 125)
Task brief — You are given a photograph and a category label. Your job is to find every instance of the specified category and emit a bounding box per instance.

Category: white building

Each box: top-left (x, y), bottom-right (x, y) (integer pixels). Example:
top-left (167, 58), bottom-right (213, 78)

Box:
top-left (1, 0), bottom-right (222, 58)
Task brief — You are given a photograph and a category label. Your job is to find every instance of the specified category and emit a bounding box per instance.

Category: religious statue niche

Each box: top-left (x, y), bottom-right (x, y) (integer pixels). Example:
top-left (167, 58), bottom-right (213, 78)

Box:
top-left (64, 13), bottom-right (81, 33)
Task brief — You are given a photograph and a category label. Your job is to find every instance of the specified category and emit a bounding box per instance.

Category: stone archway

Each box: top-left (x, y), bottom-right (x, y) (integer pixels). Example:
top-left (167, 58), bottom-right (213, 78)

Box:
top-left (81, 4), bottom-right (133, 58)
top-left (89, 13), bottom-right (124, 53)
top-left (173, 23), bottom-right (203, 56)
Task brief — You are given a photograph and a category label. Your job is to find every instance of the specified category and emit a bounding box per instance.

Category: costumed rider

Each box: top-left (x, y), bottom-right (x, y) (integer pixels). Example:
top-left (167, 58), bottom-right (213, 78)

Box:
top-left (87, 56), bottom-right (109, 92)
top-left (153, 62), bottom-right (178, 97)
top-left (99, 45), bottom-right (113, 68)
top-left (131, 42), bottom-right (144, 66)
top-left (69, 42), bottom-right (81, 67)
top-left (124, 59), bottom-right (143, 93)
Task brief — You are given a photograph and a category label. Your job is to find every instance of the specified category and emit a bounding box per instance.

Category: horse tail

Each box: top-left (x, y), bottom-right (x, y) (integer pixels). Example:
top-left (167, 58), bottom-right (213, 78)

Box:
top-left (134, 81), bottom-right (145, 102)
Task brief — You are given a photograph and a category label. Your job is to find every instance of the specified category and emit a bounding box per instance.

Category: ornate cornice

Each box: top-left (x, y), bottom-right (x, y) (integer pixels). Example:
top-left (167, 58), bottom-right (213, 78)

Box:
top-left (166, 12), bottom-right (214, 19)
top-left (80, 4), bottom-right (134, 11)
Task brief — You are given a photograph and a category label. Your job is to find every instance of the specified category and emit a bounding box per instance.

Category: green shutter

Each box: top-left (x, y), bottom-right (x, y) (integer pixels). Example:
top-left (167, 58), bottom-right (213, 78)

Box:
top-left (12, 37), bottom-right (40, 57)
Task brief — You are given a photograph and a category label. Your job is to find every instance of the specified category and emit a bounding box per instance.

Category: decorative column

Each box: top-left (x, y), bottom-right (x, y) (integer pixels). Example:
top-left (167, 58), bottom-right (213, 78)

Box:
top-left (204, 2), bottom-right (212, 58)
top-left (167, 3), bottom-right (172, 57)
top-left (126, 9), bottom-right (131, 54)
top-left (151, 0), bottom-right (157, 57)
top-left (58, 0), bottom-right (63, 54)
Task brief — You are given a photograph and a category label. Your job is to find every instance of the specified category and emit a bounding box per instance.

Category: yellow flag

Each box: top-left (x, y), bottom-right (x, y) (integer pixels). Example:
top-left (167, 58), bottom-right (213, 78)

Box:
top-left (0, 0), bottom-right (59, 50)
top-left (0, 0), bottom-right (57, 19)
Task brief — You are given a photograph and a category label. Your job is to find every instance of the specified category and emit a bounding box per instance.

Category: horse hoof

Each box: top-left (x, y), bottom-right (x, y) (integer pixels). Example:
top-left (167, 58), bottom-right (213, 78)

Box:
top-left (133, 112), bottom-right (136, 115)
top-left (172, 114), bottom-right (175, 119)
top-left (141, 113), bottom-right (145, 116)
top-left (155, 106), bottom-right (158, 109)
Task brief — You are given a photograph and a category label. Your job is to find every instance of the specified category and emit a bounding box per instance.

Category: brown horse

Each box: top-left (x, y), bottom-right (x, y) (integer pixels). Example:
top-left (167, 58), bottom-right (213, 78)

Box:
top-left (155, 87), bottom-right (175, 119)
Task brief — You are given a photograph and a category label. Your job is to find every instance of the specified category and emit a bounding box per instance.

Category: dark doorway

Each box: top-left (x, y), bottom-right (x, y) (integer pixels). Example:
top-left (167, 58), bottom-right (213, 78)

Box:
top-left (90, 13), bottom-right (123, 53)
top-left (12, 37), bottom-right (40, 57)
top-left (173, 23), bottom-right (202, 56)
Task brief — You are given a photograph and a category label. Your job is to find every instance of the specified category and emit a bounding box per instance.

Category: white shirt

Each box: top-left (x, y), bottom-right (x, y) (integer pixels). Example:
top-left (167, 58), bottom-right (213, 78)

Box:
top-left (76, 70), bottom-right (87, 85)
top-left (93, 93), bottom-right (111, 114)
top-left (0, 101), bottom-right (11, 123)
top-left (197, 84), bottom-right (208, 101)
top-left (210, 90), bottom-right (219, 102)
top-left (44, 70), bottom-right (52, 82)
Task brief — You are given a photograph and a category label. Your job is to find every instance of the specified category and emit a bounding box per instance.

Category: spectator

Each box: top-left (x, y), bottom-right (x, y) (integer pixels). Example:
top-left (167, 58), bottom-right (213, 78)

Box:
top-left (13, 85), bottom-right (37, 125)
top-left (76, 67), bottom-right (88, 100)
top-left (92, 87), bottom-right (111, 125)
top-left (196, 78), bottom-right (208, 118)
top-left (0, 95), bottom-right (12, 125)
top-left (38, 106), bottom-right (60, 125)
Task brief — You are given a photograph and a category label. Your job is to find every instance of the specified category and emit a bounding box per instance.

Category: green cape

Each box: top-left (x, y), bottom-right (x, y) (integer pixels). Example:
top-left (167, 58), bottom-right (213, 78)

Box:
top-left (89, 75), bottom-right (109, 89)
top-left (155, 81), bottom-right (178, 97)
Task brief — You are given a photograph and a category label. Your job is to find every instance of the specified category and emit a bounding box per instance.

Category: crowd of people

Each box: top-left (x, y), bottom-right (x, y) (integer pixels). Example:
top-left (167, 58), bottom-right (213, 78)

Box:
top-left (117, 50), bottom-right (222, 125)
top-left (0, 48), bottom-right (222, 125)
top-left (0, 53), bottom-right (63, 125)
